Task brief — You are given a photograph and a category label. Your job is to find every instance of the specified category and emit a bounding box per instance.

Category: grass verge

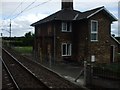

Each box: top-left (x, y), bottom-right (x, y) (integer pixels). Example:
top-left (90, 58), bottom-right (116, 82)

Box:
top-left (13, 46), bottom-right (33, 54)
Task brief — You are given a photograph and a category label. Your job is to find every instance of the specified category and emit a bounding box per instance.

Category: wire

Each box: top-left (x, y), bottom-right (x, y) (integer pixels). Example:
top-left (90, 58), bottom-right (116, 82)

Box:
top-left (27, 0), bottom-right (52, 11)
top-left (12, 0), bottom-right (52, 20)
top-left (5, 0), bottom-right (26, 20)
top-left (12, 0), bottom-right (37, 20)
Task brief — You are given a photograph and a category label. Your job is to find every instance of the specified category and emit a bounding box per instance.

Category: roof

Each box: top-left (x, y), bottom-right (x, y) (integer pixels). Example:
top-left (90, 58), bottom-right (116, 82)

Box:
top-left (115, 37), bottom-right (120, 43)
top-left (31, 9), bottom-right (81, 26)
top-left (111, 36), bottom-right (120, 44)
top-left (31, 6), bottom-right (117, 26)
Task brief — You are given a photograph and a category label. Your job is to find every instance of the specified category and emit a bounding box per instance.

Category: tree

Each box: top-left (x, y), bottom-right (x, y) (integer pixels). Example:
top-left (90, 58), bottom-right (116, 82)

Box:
top-left (23, 32), bottom-right (34, 46)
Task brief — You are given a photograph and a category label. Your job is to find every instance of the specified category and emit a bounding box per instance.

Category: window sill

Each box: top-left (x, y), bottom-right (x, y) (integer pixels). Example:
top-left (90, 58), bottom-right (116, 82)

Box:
top-left (61, 30), bottom-right (72, 32)
top-left (62, 55), bottom-right (71, 56)
top-left (91, 40), bottom-right (98, 42)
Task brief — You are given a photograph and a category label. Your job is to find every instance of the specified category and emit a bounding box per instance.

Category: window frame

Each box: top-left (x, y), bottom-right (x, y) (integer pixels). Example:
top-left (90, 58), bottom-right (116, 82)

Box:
top-left (61, 43), bottom-right (72, 56)
top-left (91, 20), bottom-right (98, 42)
top-left (61, 22), bottom-right (72, 32)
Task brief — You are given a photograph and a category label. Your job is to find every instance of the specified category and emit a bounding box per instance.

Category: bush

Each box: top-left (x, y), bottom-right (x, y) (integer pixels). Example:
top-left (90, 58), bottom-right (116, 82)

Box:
top-left (117, 53), bottom-right (120, 62)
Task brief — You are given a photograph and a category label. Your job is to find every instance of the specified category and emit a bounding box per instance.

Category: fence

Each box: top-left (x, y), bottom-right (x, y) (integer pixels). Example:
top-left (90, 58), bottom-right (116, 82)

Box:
top-left (93, 66), bottom-right (120, 80)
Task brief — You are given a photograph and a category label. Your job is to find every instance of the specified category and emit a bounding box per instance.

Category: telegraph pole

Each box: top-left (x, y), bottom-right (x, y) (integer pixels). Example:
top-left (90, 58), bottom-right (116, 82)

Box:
top-left (9, 19), bottom-right (11, 47)
top-left (10, 19), bottom-right (11, 38)
top-left (118, 1), bottom-right (120, 37)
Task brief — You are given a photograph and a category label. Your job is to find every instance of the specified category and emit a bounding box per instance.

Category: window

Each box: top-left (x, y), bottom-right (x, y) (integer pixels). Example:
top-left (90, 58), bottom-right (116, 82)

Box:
top-left (91, 20), bottom-right (98, 41)
top-left (62, 43), bottom-right (72, 56)
top-left (62, 22), bottom-right (72, 32)
top-left (62, 22), bottom-right (67, 31)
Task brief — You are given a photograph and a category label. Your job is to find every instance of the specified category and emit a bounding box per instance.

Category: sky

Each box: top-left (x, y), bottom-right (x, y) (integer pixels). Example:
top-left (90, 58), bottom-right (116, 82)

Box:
top-left (0, 0), bottom-right (119, 37)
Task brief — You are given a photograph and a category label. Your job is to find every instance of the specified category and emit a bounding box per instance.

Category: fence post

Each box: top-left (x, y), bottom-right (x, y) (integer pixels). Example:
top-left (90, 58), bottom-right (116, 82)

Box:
top-left (84, 61), bottom-right (87, 86)
top-left (84, 61), bottom-right (92, 87)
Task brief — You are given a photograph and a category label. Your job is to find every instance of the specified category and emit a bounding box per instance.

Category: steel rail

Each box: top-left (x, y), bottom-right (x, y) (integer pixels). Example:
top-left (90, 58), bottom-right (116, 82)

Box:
top-left (2, 48), bottom-right (50, 89)
top-left (0, 56), bottom-right (20, 90)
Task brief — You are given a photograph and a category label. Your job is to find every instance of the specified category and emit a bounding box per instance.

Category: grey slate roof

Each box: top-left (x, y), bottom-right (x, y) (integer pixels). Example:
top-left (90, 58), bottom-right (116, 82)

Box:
top-left (31, 6), bottom-right (117, 26)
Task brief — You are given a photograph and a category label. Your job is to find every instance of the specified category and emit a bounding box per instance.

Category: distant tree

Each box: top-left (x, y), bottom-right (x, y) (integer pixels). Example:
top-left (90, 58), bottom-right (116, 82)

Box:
top-left (23, 31), bottom-right (34, 46)
top-left (25, 32), bottom-right (32, 38)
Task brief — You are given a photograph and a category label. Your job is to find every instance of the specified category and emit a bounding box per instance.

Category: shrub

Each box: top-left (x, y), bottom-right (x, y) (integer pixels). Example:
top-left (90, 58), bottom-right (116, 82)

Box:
top-left (117, 53), bottom-right (120, 62)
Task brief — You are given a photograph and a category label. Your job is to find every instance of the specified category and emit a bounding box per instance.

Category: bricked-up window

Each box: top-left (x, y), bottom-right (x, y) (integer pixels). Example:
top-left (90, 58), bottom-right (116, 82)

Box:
top-left (62, 22), bottom-right (72, 32)
top-left (62, 43), bottom-right (72, 56)
top-left (91, 20), bottom-right (98, 41)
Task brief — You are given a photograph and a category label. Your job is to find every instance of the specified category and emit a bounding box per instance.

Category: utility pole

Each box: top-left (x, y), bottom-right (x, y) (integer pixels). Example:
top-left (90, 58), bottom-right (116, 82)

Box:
top-left (118, 1), bottom-right (120, 37)
top-left (9, 19), bottom-right (11, 47)
top-left (10, 19), bottom-right (11, 38)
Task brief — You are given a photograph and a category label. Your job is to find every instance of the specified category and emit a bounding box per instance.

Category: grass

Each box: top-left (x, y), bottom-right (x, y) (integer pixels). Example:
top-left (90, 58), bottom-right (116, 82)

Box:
top-left (13, 46), bottom-right (33, 54)
top-left (105, 63), bottom-right (120, 73)
top-left (94, 62), bottom-right (120, 73)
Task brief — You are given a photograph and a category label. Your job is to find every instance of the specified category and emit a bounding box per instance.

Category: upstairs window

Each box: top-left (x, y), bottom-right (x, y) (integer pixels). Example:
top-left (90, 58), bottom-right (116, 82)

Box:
top-left (62, 22), bottom-right (72, 32)
top-left (91, 20), bottom-right (98, 41)
top-left (62, 43), bottom-right (72, 56)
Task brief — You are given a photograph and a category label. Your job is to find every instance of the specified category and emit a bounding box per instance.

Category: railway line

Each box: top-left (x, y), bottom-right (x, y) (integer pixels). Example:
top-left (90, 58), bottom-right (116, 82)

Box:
top-left (2, 48), bottom-right (50, 90)
top-left (2, 47), bottom-right (86, 89)
top-left (1, 58), bottom-right (19, 90)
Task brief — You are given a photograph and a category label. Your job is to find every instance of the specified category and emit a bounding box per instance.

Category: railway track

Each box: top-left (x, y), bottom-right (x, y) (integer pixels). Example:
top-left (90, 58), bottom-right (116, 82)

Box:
top-left (2, 48), bottom-right (50, 90)
top-left (2, 47), bottom-right (85, 89)
top-left (1, 57), bottom-right (20, 90)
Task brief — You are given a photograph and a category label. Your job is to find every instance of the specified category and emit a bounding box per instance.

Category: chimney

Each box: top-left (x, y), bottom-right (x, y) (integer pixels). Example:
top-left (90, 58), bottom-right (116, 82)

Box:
top-left (62, 0), bottom-right (73, 10)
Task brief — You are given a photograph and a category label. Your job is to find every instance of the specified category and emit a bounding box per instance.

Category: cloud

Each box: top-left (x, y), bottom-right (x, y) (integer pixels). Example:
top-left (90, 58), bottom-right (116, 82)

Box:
top-left (1, 0), bottom-right (119, 37)
top-left (10, 13), bottom-right (48, 37)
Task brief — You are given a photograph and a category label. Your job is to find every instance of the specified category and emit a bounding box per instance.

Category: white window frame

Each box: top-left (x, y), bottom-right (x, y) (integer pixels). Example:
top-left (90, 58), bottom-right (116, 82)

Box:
top-left (61, 22), bottom-right (72, 32)
top-left (61, 43), bottom-right (72, 56)
top-left (111, 45), bottom-right (115, 63)
top-left (91, 20), bottom-right (98, 42)
top-left (62, 22), bottom-right (67, 32)
top-left (69, 22), bottom-right (72, 32)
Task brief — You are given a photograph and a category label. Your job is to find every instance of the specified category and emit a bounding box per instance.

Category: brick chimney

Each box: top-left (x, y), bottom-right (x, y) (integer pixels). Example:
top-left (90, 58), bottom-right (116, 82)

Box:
top-left (62, 0), bottom-right (73, 10)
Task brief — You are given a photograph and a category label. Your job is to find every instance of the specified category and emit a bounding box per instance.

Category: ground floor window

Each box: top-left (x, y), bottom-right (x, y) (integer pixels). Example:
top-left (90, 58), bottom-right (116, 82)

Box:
top-left (62, 43), bottom-right (72, 56)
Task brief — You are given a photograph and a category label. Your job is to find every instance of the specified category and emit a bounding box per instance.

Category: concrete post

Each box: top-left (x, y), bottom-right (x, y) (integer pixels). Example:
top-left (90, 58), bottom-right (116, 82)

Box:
top-left (84, 61), bottom-right (92, 87)
top-left (0, 37), bottom-right (2, 90)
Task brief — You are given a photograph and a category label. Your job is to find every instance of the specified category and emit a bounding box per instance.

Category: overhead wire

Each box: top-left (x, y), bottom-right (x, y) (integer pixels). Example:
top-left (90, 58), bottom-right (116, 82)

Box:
top-left (11, 0), bottom-right (52, 20)
top-left (27, 0), bottom-right (52, 11)
top-left (12, 0), bottom-right (37, 20)
top-left (3, 0), bottom-right (52, 37)
top-left (5, 0), bottom-right (26, 20)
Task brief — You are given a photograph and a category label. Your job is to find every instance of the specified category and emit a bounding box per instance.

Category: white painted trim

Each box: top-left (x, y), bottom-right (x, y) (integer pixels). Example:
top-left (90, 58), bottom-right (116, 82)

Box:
top-left (111, 36), bottom-right (120, 44)
top-left (69, 22), bottom-right (72, 32)
top-left (87, 8), bottom-right (104, 19)
top-left (62, 22), bottom-right (67, 32)
top-left (73, 14), bottom-right (79, 20)
top-left (61, 22), bottom-right (72, 32)
top-left (111, 45), bottom-right (115, 63)
top-left (103, 7), bottom-right (117, 21)
top-left (61, 43), bottom-right (72, 56)
top-left (91, 20), bottom-right (98, 42)
top-left (87, 7), bottom-right (117, 21)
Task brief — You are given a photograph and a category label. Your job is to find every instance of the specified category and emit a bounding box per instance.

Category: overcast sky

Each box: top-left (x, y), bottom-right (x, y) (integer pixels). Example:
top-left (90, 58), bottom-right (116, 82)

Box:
top-left (0, 0), bottom-right (119, 37)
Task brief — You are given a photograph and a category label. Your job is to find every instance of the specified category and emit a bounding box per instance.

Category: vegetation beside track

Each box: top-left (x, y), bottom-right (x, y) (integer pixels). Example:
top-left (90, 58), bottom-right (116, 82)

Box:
top-left (13, 46), bottom-right (33, 54)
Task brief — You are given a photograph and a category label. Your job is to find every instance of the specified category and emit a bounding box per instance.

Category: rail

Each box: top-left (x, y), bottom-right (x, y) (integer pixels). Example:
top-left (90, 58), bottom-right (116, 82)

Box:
top-left (0, 56), bottom-right (20, 90)
top-left (2, 48), bottom-right (50, 89)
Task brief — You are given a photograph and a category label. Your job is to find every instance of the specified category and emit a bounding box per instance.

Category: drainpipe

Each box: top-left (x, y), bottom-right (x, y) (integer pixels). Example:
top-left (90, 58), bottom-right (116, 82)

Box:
top-left (53, 21), bottom-right (56, 64)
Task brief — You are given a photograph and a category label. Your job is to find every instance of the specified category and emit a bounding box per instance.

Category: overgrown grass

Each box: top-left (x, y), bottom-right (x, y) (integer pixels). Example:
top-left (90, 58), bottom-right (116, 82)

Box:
top-left (105, 63), bottom-right (120, 73)
top-left (13, 46), bottom-right (33, 54)
top-left (94, 62), bottom-right (120, 73)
